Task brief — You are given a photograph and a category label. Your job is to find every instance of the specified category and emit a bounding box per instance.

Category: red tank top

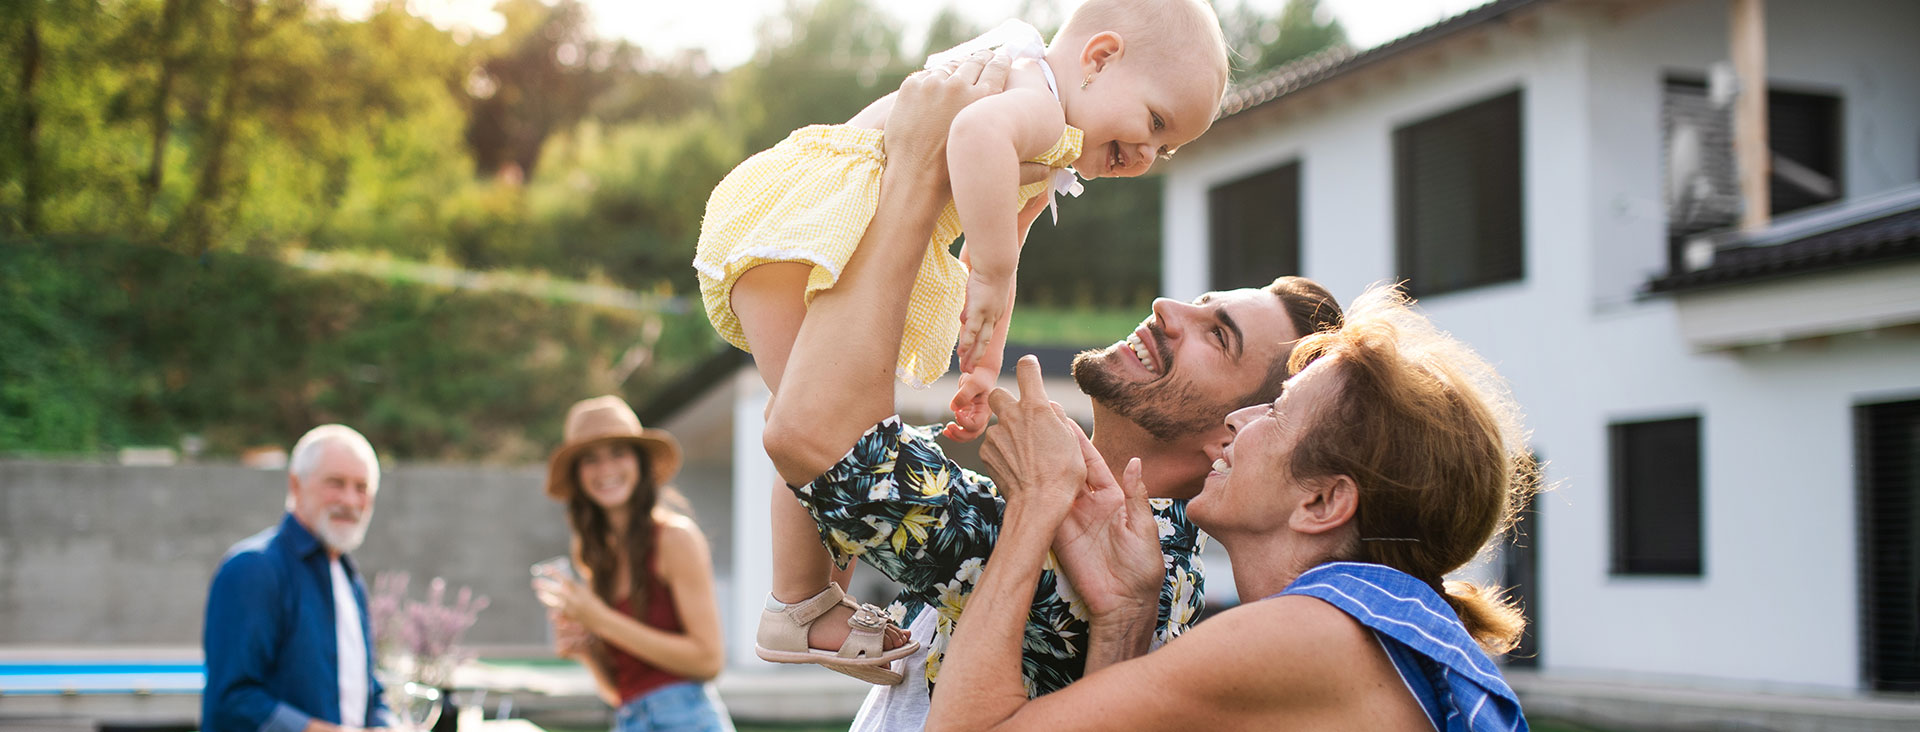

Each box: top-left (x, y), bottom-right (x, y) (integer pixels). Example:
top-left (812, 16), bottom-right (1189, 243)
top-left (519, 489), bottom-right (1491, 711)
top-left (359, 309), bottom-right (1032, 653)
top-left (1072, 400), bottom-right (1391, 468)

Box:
top-left (608, 547), bottom-right (688, 702)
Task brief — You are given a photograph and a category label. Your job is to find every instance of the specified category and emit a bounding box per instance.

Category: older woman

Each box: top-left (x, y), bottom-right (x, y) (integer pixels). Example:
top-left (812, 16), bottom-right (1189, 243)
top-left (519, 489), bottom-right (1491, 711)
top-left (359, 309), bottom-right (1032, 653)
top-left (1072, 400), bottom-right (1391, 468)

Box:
top-left (533, 395), bottom-right (733, 732)
top-left (930, 287), bottom-right (1533, 731)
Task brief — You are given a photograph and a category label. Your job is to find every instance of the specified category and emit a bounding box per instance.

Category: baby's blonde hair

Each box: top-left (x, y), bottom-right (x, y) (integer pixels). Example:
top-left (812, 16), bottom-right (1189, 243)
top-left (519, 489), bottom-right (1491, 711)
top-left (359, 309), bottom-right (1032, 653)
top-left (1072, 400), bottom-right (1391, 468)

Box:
top-left (1058, 0), bottom-right (1231, 93)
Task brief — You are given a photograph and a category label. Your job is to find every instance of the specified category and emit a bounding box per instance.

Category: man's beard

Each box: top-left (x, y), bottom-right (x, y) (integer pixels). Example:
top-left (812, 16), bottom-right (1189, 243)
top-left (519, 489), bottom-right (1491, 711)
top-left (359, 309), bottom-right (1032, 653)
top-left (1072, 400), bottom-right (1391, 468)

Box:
top-left (314, 507), bottom-right (371, 553)
top-left (1072, 345), bottom-right (1234, 442)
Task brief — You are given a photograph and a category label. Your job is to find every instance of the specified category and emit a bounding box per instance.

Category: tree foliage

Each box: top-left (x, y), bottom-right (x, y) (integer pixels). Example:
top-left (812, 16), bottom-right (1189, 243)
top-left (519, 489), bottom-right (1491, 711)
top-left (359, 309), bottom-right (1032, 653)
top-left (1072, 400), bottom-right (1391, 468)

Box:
top-left (0, 0), bottom-right (1346, 457)
top-left (725, 0), bottom-right (912, 151)
top-left (0, 236), bottom-right (707, 459)
top-left (1222, 0), bottom-right (1349, 77)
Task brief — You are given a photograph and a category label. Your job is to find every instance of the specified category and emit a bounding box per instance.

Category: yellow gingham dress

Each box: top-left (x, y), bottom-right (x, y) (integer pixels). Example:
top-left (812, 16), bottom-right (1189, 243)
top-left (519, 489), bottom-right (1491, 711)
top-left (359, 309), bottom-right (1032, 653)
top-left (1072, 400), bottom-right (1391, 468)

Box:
top-left (693, 123), bottom-right (1083, 388)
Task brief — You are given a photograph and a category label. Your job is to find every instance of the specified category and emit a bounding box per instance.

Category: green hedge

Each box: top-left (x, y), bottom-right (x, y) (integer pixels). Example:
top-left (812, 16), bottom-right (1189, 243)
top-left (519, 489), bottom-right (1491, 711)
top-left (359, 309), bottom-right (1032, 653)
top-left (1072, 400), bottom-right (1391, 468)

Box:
top-left (0, 237), bottom-right (718, 460)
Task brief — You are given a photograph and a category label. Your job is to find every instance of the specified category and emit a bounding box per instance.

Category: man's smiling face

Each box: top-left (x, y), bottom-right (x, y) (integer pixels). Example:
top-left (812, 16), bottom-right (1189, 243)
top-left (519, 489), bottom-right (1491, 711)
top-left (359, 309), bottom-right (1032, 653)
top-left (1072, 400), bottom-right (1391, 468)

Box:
top-left (1072, 288), bottom-right (1302, 442)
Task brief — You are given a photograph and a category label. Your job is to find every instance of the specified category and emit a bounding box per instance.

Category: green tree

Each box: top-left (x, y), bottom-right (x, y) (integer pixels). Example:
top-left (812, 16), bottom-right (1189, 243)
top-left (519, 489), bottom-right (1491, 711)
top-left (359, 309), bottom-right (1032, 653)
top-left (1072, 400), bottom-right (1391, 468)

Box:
top-left (463, 0), bottom-right (644, 178)
top-left (0, 0), bottom-right (483, 255)
top-left (918, 7), bottom-right (986, 59)
top-left (3, 0), bottom-right (45, 232)
top-left (587, 49), bottom-right (720, 127)
top-left (523, 114), bottom-right (742, 292)
top-left (0, 0), bottom-right (145, 235)
top-left (167, 0), bottom-right (273, 254)
top-left (723, 0), bottom-right (911, 151)
top-left (1221, 0), bottom-right (1349, 78)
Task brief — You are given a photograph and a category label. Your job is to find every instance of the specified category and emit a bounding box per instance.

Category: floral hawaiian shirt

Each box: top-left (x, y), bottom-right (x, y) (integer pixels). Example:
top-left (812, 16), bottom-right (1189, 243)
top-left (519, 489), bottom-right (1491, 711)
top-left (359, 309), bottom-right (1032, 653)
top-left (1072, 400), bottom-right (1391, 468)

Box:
top-left (790, 417), bottom-right (1207, 698)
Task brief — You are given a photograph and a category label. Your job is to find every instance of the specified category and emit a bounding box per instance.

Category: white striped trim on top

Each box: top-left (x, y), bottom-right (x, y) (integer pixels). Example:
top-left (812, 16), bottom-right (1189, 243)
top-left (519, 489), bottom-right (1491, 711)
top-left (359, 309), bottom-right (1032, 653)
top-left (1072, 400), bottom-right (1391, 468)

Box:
top-left (1286, 579), bottom-right (1503, 686)
top-left (1290, 563), bottom-right (1505, 682)
top-left (1295, 562), bottom-right (1523, 732)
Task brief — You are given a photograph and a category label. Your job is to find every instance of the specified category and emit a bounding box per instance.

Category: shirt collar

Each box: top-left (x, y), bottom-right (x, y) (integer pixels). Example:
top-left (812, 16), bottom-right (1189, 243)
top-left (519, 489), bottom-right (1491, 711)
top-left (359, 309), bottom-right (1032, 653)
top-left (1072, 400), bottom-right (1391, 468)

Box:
top-left (279, 511), bottom-right (328, 560)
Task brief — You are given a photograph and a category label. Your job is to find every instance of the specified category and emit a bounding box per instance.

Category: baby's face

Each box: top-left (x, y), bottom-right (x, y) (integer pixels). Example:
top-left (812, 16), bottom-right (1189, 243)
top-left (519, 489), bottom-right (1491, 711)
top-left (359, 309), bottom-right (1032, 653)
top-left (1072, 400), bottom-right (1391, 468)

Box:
top-left (1067, 55), bottom-right (1222, 179)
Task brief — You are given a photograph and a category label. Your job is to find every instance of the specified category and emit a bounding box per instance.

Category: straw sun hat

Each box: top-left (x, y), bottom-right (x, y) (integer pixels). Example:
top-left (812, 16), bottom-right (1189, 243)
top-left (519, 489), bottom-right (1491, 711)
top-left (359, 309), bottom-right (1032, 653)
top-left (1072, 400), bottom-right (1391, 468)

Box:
top-left (544, 395), bottom-right (683, 501)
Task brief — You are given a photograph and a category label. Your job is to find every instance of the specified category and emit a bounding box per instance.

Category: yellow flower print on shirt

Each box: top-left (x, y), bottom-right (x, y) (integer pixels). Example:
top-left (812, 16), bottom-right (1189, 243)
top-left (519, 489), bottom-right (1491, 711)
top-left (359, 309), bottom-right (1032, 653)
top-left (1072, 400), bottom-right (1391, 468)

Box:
top-left (787, 417), bottom-right (1206, 698)
top-left (891, 504), bottom-right (941, 555)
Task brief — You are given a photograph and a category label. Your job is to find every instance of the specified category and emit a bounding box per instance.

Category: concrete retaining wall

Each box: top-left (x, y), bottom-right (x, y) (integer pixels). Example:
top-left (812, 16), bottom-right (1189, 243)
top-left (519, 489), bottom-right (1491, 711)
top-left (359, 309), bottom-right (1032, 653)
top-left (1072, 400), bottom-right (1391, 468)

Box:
top-left (1, 459), bottom-right (587, 646)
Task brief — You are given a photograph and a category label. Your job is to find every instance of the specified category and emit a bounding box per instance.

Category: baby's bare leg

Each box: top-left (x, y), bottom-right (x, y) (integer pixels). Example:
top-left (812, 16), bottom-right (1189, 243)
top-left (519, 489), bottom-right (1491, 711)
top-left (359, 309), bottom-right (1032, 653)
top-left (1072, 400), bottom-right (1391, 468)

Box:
top-left (731, 263), bottom-right (891, 652)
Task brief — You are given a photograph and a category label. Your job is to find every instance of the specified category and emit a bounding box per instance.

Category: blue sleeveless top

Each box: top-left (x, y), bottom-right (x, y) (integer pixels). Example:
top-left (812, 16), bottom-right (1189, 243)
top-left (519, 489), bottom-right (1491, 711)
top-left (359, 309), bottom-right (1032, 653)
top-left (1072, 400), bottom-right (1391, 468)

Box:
top-left (1275, 562), bottom-right (1528, 732)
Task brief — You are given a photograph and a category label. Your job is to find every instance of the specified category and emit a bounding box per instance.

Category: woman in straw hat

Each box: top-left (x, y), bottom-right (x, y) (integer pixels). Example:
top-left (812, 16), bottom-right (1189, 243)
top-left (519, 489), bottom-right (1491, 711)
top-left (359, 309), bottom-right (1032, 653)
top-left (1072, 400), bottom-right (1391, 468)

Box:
top-left (533, 395), bottom-right (734, 731)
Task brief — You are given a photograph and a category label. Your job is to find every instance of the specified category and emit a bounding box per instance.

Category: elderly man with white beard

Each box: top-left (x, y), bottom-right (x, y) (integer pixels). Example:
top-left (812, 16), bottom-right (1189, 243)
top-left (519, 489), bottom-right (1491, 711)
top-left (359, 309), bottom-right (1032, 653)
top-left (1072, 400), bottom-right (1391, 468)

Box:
top-left (202, 424), bottom-right (394, 732)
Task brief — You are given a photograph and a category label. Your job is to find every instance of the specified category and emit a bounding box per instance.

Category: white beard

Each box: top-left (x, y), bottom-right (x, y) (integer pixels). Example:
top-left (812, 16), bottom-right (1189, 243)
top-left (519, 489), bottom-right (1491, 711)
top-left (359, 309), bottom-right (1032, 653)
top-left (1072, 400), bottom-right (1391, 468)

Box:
top-left (314, 511), bottom-right (371, 553)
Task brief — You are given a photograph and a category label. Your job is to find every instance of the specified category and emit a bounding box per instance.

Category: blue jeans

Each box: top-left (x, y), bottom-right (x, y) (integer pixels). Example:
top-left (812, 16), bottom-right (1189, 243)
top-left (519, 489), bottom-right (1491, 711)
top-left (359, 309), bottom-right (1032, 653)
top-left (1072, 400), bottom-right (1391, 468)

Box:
top-left (614, 681), bottom-right (733, 732)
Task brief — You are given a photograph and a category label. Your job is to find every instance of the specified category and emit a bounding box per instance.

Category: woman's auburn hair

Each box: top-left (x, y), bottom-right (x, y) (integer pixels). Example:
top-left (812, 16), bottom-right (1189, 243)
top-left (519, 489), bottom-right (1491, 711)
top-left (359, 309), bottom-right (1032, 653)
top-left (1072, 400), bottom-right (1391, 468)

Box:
top-left (1285, 285), bottom-right (1539, 655)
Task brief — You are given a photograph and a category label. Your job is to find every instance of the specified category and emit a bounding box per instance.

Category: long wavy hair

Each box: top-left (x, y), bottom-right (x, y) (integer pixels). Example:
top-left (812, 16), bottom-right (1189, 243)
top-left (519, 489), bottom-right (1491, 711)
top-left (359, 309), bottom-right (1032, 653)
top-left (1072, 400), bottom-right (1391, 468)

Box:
top-left (1285, 286), bottom-right (1538, 654)
top-left (564, 444), bottom-right (687, 671)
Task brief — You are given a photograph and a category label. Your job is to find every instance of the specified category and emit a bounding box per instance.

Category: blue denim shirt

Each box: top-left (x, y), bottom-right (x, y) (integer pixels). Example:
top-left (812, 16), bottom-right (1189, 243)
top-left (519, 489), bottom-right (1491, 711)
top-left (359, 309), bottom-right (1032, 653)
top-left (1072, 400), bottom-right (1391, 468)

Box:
top-left (202, 513), bottom-right (391, 732)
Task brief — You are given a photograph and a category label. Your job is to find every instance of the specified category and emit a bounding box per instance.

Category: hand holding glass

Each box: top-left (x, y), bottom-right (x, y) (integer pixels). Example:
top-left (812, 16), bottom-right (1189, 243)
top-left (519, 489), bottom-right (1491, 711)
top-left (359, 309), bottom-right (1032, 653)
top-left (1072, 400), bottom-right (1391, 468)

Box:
top-left (531, 555), bottom-right (579, 609)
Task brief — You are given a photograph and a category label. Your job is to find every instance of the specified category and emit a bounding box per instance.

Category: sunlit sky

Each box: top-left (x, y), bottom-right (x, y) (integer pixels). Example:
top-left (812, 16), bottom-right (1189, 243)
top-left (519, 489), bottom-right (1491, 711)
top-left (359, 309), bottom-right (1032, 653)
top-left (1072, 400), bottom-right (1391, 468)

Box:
top-left (329, 0), bottom-right (1489, 69)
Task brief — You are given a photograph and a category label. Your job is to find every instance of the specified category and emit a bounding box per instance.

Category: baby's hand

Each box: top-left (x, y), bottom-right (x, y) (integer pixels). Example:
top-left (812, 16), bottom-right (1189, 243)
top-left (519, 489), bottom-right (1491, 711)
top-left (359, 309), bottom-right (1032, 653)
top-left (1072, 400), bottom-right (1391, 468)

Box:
top-left (943, 366), bottom-right (997, 441)
top-left (957, 273), bottom-right (1012, 374)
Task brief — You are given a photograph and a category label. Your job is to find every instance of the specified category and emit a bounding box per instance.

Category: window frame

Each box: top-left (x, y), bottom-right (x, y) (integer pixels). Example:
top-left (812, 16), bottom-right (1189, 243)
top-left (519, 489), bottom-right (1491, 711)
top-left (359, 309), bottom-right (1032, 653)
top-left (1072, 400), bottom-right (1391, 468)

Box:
top-left (1660, 76), bottom-right (1846, 262)
top-left (1856, 397), bottom-right (1920, 691)
top-left (1609, 415), bottom-right (1706, 577)
top-left (1392, 88), bottom-right (1526, 298)
top-left (1207, 159), bottom-right (1303, 292)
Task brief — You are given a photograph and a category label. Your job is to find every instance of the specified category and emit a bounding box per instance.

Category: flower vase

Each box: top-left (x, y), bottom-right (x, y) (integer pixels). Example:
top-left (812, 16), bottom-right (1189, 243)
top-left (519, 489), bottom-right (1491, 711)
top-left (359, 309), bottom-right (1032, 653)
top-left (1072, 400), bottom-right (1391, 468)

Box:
top-left (434, 687), bottom-right (460, 732)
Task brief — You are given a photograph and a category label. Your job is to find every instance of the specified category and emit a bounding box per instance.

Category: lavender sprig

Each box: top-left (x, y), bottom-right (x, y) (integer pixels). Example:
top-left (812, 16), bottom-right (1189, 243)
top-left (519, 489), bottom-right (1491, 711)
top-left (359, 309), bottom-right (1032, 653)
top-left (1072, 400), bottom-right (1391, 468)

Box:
top-left (370, 571), bottom-right (490, 688)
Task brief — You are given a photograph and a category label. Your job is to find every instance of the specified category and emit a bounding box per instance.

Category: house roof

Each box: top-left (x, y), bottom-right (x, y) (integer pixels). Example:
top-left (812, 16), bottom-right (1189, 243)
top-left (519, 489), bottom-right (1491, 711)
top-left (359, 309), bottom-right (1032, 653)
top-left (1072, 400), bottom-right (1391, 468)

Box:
top-left (1218, 0), bottom-right (1554, 120)
top-left (636, 346), bottom-right (752, 426)
top-left (1647, 185), bottom-right (1920, 293)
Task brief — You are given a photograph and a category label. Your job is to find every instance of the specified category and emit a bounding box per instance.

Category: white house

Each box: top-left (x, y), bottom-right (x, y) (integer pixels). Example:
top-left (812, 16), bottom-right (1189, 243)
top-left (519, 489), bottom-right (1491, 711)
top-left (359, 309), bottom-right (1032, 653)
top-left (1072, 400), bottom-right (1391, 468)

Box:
top-left (1159, 0), bottom-right (1920, 727)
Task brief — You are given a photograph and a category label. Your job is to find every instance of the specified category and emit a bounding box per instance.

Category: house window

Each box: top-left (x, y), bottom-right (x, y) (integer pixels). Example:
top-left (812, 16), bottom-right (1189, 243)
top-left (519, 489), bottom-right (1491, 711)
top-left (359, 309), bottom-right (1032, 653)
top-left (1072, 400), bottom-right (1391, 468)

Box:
top-left (1209, 161), bottom-right (1301, 290)
top-left (1860, 399), bottom-right (1920, 691)
top-left (1662, 78), bottom-right (1843, 247)
top-left (1611, 416), bottom-right (1703, 576)
top-left (1500, 463), bottom-right (1542, 668)
top-left (1766, 88), bottom-right (1844, 215)
top-left (1393, 90), bottom-right (1524, 297)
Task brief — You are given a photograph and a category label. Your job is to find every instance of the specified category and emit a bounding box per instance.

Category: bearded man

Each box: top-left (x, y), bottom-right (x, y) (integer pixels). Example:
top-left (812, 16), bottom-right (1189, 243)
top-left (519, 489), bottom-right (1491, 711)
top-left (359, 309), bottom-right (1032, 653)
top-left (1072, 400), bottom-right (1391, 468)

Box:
top-left (749, 52), bottom-right (1346, 731)
top-left (202, 424), bottom-right (393, 732)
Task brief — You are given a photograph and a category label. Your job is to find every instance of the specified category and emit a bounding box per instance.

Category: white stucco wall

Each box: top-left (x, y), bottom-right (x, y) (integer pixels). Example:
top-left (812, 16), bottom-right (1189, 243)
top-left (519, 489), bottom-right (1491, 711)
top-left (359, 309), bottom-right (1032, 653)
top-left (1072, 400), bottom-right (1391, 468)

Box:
top-left (729, 372), bottom-right (777, 669)
top-left (1162, 0), bottom-right (1920, 692)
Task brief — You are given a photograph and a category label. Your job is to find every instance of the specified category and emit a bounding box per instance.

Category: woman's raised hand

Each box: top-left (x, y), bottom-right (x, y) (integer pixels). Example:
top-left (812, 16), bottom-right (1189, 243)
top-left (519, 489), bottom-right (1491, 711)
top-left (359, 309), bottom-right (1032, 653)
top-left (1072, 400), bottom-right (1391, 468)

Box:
top-left (532, 574), bottom-right (605, 627)
top-left (886, 50), bottom-right (1012, 186)
top-left (980, 356), bottom-right (1085, 516)
top-left (1051, 424), bottom-right (1164, 624)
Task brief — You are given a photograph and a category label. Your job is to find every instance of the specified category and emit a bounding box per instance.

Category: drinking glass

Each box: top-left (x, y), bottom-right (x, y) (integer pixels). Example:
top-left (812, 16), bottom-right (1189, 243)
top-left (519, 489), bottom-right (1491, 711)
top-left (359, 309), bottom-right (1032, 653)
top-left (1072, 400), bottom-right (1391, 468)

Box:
top-left (391, 681), bottom-right (442, 731)
top-left (531, 556), bottom-right (581, 609)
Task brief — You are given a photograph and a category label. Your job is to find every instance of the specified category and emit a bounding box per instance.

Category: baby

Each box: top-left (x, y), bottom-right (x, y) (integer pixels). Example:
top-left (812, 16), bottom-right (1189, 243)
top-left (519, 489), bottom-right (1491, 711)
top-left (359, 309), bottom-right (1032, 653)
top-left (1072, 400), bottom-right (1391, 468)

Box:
top-left (692, 0), bottom-right (1230, 684)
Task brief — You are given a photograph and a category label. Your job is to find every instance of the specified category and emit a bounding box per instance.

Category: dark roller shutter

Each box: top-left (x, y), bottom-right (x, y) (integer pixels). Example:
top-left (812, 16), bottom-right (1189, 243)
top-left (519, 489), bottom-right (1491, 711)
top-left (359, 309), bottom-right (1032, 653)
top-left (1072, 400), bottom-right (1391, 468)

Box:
top-left (1502, 483), bottom-right (1542, 668)
top-left (1861, 399), bottom-right (1920, 691)
top-left (1394, 90), bottom-right (1524, 297)
top-left (1611, 417), bottom-right (1704, 576)
top-left (1209, 161), bottom-right (1302, 290)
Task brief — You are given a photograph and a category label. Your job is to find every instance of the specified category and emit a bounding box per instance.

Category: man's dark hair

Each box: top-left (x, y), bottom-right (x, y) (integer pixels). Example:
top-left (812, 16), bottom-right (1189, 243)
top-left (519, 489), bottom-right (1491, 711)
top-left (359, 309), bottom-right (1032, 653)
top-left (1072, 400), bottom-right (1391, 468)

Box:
top-left (1242, 276), bottom-right (1344, 407)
